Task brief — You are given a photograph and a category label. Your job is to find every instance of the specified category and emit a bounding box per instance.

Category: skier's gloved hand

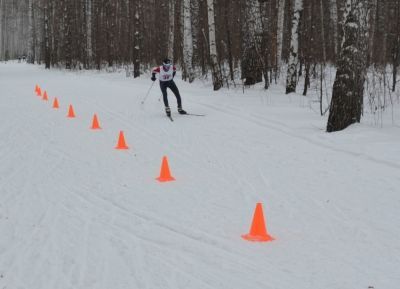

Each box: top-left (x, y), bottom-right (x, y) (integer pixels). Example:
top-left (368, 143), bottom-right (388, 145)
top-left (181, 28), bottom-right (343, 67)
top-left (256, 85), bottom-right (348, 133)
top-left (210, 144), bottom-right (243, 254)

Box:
top-left (151, 73), bottom-right (156, 81)
top-left (173, 71), bottom-right (176, 78)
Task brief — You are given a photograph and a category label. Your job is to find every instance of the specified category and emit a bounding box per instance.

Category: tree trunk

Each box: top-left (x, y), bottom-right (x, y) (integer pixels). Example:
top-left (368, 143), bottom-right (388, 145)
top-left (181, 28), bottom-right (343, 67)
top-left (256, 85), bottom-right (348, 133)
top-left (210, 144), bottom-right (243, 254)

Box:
top-left (286, 0), bottom-right (303, 94)
top-left (207, 0), bottom-right (222, 90)
top-left (276, 0), bottom-right (285, 76)
top-left (133, 0), bottom-right (141, 78)
top-left (329, 0), bottom-right (338, 60)
top-left (327, 0), bottom-right (369, 132)
top-left (44, 0), bottom-right (50, 69)
top-left (167, 0), bottom-right (174, 59)
top-left (241, 0), bottom-right (263, 86)
top-left (183, 0), bottom-right (194, 82)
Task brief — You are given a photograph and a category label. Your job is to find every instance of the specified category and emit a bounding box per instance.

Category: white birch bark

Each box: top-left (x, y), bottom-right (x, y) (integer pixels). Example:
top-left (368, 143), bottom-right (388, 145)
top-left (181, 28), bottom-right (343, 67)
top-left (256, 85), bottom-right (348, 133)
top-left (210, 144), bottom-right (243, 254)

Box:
top-left (28, 0), bottom-right (35, 63)
top-left (330, 0), bottom-right (338, 57)
top-left (242, 0), bottom-right (263, 85)
top-left (286, 0), bottom-right (303, 93)
top-left (368, 0), bottom-right (378, 63)
top-left (86, 0), bottom-right (92, 61)
top-left (0, 0), bottom-right (3, 60)
top-left (207, 0), bottom-right (222, 90)
top-left (276, 0), bottom-right (285, 73)
top-left (183, 0), bottom-right (194, 82)
top-left (320, 0), bottom-right (326, 63)
top-left (167, 0), bottom-right (174, 59)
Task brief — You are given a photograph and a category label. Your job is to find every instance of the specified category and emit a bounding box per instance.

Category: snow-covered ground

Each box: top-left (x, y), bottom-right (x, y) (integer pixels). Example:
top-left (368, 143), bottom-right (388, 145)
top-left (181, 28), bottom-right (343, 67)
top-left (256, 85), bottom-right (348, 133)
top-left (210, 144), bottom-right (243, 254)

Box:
top-left (1, 62), bottom-right (400, 289)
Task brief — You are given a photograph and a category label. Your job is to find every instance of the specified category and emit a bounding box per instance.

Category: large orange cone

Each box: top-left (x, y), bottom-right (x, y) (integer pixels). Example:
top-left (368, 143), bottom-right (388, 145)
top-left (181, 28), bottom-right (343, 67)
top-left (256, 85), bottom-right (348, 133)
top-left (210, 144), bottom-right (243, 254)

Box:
top-left (242, 203), bottom-right (274, 242)
top-left (90, 114), bottom-right (101, 130)
top-left (37, 87), bottom-right (42, 97)
top-left (67, 104), bottom-right (76, 118)
top-left (52, 97), bottom-right (59, 109)
top-left (115, 131), bottom-right (129, 149)
top-left (156, 156), bottom-right (175, 182)
top-left (42, 91), bottom-right (48, 101)
top-left (35, 85), bottom-right (39, 95)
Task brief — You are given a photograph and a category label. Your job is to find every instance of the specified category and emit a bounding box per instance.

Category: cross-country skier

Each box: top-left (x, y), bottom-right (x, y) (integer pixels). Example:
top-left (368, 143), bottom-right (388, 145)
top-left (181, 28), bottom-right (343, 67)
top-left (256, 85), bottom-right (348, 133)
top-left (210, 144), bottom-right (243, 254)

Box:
top-left (151, 58), bottom-right (187, 117)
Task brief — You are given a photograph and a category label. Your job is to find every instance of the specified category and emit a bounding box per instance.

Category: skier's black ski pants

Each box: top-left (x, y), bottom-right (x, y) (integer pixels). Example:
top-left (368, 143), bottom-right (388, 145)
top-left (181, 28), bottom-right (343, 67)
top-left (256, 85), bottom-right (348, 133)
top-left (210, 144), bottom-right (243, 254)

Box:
top-left (160, 80), bottom-right (182, 108)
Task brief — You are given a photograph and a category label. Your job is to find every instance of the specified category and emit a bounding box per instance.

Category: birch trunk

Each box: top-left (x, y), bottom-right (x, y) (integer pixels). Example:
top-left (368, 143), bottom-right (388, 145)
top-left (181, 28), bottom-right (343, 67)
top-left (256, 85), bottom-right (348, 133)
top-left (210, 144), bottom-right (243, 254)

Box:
top-left (286, 0), bottom-right (303, 94)
top-left (330, 0), bottom-right (338, 58)
top-left (327, 0), bottom-right (370, 132)
top-left (28, 0), bottom-right (36, 63)
top-left (207, 0), bottom-right (222, 90)
top-left (276, 0), bottom-right (285, 75)
top-left (183, 0), bottom-right (194, 82)
top-left (133, 0), bottom-right (140, 78)
top-left (86, 0), bottom-right (92, 64)
top-left (44, 0), bottom-right (50, 68)
top-left (167, 0), bottom-right (174, 59)
top-left (0, 0), bottom-right (3, 61)
top-left (241, 0), bottom-right (263, 86)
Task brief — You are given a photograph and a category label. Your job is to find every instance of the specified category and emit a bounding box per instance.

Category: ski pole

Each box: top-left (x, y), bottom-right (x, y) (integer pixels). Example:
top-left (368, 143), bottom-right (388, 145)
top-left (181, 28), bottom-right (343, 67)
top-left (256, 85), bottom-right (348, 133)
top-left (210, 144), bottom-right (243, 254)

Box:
top-left (141, 81), bottom-right (156, 104)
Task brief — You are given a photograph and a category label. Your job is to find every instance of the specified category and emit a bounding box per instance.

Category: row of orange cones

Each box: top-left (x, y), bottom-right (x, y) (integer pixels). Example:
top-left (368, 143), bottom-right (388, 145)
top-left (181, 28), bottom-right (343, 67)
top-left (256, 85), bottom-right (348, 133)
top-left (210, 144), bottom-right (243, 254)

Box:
top-left (34, 84), bottom-right (275, 243)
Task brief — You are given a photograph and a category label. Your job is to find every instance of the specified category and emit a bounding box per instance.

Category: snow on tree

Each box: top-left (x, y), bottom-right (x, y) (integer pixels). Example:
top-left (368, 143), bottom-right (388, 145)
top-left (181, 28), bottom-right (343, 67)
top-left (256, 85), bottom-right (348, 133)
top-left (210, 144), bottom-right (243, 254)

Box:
top-left (327, 0), bottom-right (369, 132)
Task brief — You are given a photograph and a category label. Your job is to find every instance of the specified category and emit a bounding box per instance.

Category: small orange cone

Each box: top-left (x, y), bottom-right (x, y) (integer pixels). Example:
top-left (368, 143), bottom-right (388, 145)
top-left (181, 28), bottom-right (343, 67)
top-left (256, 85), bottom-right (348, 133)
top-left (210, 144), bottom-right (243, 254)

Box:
top-left (115, 131), bottom-right (129, 149)
top-left (52, 97), bottom-right (59, 109)
top-left (156, 156), bottom-right (175, 182)
top-left (242, 203), bottom-right (274, 242)
top-left (37, 87), bottom-right (42, 97)
top-left (35, 85), bottom-right (39, 94)
top-left (42, 91), bottom-right (48, 101)
top-left (67, 104), bottom-right (76, 118)
top-left (90, 114), bottom-right (101, 129)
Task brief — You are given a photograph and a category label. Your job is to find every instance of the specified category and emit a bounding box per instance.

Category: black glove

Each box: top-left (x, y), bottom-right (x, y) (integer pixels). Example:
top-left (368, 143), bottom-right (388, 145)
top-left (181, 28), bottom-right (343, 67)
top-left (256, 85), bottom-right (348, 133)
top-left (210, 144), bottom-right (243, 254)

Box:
top-left (151, 73), bottom-right (156, 81)
top-left (173, 71), bottom-right (176, 78)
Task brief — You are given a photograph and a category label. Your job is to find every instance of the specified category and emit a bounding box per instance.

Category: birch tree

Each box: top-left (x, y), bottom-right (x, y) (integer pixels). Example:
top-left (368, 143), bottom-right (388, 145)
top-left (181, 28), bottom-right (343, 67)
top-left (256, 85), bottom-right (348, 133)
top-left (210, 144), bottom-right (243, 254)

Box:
top-left (182, 0), bottom-right (194, 82)
top-left (241, 0), bottom-right (263, 86)
top-left (276, 0), bottom-right (285, 75)
top-left (286, 0), bottom-right (303, 94)
top-left (0, 0), bottom-right (4, 60)
top-left (44, 0), bottom-right (50, 68)
top-left (330, 0), bottom-right (339, 58)
top-left (133, 0), bottom-right (141, 78)
top-left (167, 0), bottom-right (174, 59)
top-left (207, 0), bottom-right (222, 90)
top-left (327, 0), bottom-right (370, 132)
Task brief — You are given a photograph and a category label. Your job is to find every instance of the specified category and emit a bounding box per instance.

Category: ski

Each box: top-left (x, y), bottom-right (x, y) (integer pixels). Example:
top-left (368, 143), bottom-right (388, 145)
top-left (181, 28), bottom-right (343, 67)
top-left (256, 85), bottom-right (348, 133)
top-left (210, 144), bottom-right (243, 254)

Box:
top-left (182, 113), bottom-right (205, 117)
top-left (167, 115), bottom-right (174, 122)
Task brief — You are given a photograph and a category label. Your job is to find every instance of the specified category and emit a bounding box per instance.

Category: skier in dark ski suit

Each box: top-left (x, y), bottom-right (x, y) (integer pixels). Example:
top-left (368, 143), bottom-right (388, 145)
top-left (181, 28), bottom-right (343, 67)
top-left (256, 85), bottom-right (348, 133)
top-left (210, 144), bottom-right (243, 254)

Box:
top-left (151, 58), bottom-right (187, 117)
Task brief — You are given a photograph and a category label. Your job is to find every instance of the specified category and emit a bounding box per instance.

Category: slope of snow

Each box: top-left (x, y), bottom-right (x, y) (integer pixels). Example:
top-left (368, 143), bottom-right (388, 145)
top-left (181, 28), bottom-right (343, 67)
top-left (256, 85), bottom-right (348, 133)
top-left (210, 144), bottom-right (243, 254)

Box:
top-left (1, 62), bottom-right (400, 289)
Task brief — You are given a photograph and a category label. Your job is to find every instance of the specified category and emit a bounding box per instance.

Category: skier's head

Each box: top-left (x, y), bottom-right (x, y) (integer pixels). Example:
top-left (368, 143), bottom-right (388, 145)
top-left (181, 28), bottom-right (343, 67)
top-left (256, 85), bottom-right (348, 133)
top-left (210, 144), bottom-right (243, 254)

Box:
top-left (163, 58), bottom-right (172, 70)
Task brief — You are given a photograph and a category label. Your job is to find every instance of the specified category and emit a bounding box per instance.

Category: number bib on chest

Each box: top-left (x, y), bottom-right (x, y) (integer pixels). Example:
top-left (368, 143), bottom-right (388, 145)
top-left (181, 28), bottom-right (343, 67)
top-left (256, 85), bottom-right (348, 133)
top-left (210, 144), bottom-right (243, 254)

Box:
top-left (159, 66), bottom-right (174, 82)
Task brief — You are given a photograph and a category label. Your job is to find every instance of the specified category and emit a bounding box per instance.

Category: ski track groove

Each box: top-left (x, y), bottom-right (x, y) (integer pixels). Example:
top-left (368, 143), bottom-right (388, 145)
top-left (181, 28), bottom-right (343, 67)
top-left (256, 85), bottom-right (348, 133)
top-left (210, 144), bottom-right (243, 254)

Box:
top-left (190, 101), bottom-right (400, 170)
top-left (56, 179), bottom-right (263, 274)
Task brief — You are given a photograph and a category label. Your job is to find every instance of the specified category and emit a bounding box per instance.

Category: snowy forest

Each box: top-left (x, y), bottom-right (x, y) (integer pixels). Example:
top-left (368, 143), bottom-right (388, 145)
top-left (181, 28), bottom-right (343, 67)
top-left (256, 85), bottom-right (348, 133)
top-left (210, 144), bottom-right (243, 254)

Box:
top-left (1, 0), bottom-right (400, 131)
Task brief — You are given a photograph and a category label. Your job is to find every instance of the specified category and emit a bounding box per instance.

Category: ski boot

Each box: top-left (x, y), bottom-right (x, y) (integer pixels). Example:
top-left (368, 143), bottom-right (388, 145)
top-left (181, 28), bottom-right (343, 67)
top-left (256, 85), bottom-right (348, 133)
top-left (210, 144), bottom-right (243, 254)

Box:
top-left (178, 107), bottom-right (187, 115)
top-left (165, 106), bottom-right (171, 117)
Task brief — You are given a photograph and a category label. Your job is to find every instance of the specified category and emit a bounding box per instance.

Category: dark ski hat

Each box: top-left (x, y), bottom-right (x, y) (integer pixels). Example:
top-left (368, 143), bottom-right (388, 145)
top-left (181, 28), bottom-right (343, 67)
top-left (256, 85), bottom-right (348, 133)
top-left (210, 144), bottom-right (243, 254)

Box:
top-left (163, 58), bottom-right (171, 65)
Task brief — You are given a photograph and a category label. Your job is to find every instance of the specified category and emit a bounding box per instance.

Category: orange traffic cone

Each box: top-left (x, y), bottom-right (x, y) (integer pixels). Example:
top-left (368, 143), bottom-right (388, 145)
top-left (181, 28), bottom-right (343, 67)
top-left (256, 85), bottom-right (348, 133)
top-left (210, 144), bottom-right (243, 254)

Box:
top-left (42, 91), bottom-right (48, 101)
top-left (52, 97), bottom-right (59, 109)
top-left (90, 114), bottom-right (101, 130)
top-left (37, 87), bottom-right (42, 97)
top-left (115, 131), bottom-right (129, 149)
top-left (67, 104), bottom-right (76, 118)
top-left (35, 85), bottom-right (39, 95)
top-left (156, 156), bottom-right (175, 182)
top-left (242, 203), bottom-right (274, 242)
